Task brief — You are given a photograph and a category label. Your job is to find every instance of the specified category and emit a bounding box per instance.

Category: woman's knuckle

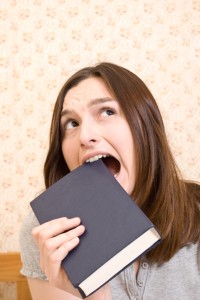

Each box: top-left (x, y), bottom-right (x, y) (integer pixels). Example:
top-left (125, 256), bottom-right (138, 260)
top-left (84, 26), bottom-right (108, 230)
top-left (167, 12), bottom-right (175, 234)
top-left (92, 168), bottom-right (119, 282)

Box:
top-left (44, 239), bottom-right (53, 250)
top-left (39, 230), bottom-right (48, 242)
top-left (32, 227), bottom-right (39, 238)
top-left (50, 253), bottom-right (58, 264)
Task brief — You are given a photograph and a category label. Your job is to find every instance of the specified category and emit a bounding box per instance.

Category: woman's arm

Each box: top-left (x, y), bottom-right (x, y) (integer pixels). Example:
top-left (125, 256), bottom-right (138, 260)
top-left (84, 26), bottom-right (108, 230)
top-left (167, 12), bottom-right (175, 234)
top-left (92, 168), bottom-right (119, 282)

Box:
top-left (28, 278), bottom-right (80, 300)
top-left (31, 217), bottom-right (112, 299)
top-left (28, 278), bottom-right (112, 300)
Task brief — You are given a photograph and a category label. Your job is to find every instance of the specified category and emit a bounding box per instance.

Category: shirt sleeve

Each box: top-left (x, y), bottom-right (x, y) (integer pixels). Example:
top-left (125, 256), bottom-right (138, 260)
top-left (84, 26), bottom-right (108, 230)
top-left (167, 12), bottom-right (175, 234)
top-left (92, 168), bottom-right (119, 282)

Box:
top-left (19, 210), bottom-right (47, 280)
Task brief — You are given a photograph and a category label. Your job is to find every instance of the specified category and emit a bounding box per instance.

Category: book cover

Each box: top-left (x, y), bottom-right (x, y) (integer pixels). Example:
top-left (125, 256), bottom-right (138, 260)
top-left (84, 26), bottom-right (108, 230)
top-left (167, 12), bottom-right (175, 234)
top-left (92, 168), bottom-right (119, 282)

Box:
top-left (30, 159), bottom-right (161, 298)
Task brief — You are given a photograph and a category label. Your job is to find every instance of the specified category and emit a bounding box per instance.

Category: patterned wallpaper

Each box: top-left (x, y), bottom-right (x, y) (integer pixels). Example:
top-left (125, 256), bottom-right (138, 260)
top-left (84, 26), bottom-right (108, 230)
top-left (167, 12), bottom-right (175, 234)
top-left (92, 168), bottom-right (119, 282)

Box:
top-left (0, 0), bottom-right (199, 298)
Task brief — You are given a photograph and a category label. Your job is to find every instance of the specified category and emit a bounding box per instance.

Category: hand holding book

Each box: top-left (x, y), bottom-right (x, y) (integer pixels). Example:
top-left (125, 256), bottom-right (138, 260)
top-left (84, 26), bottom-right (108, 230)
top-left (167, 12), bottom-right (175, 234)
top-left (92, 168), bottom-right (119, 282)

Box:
top-left (32, 215), bottom-right (113, 299)
top-left (32, 217), bottom-right (85, 298)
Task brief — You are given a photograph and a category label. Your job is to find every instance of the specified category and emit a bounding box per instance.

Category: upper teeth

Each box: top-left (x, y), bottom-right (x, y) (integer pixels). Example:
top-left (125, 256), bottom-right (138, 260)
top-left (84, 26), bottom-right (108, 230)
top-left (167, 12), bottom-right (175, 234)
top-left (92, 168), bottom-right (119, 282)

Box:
top-left (86, 154), bottom-right (109, 163)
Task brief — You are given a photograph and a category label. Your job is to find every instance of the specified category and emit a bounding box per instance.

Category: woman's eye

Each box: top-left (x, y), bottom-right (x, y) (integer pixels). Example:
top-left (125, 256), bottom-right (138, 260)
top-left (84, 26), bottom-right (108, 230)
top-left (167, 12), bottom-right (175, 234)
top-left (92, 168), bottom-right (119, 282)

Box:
top-left (101, 108), bottom-right (115, 117)
top-left (65, 120), bottom-right (78, 129)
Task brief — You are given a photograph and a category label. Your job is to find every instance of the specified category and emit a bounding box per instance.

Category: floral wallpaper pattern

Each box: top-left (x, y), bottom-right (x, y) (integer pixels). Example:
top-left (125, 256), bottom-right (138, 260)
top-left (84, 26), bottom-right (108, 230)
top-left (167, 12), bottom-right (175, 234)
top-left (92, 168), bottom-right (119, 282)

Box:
top-left (0, 0), bottom-right (199, 299)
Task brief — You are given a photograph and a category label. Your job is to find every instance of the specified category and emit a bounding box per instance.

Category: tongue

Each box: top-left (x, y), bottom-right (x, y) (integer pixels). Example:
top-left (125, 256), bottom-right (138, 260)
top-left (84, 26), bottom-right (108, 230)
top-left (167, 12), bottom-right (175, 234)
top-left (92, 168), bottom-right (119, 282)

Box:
top-left (102, 157), bottom-right (120, 176)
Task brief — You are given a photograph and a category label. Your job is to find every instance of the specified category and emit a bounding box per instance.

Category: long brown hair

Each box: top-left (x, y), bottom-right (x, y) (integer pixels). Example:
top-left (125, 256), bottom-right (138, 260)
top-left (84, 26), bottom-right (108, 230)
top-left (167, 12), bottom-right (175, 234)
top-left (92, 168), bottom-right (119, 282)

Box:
top-left (44, 62), bottom-right (200, 263)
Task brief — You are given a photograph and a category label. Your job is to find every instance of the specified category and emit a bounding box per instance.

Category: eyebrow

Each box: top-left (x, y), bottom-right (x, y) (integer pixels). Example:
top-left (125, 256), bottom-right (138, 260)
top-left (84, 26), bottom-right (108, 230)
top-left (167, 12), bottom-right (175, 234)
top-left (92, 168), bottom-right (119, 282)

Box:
top-left (60, 97), bottom-right (115, 119)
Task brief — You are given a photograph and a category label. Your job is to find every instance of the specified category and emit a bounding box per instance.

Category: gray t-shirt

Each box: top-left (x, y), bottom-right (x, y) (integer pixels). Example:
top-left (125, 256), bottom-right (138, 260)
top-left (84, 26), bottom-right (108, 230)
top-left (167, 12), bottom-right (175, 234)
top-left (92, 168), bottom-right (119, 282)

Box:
top-left (20, 211), bottom-right (200, 300)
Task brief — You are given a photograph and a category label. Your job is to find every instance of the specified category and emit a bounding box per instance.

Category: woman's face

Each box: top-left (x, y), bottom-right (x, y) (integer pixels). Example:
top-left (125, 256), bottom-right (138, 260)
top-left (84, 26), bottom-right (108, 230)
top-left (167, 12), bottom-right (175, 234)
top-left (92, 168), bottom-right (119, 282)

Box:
top-left (60, 77), bottom-right (136, 195)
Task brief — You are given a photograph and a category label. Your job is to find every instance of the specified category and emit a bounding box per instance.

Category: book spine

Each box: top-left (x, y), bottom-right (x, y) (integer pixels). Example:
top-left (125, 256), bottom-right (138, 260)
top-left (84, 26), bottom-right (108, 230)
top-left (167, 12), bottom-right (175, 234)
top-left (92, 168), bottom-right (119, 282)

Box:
top-left (77, 286), bottom-right (86, 299)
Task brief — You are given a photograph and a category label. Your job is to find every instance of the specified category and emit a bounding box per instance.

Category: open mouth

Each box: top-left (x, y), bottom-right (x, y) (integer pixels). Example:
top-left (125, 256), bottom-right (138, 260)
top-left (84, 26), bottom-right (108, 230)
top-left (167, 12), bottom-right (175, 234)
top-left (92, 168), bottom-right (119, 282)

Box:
top-left (86, 155), bottom-right (120, 178)
top-left (102, 156), bottom-right (120, 178)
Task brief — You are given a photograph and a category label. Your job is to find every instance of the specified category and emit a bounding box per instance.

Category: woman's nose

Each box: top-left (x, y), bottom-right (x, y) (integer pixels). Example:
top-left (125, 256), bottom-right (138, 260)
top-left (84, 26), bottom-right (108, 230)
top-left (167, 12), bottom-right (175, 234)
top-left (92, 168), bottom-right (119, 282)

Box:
top-left (79, 120), bottom-right (99, 147)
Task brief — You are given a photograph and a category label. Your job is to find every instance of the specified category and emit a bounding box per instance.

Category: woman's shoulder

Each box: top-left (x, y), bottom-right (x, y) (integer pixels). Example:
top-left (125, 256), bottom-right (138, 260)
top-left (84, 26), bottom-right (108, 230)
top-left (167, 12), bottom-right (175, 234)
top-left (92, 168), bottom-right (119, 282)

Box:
top-left (179, 242), bottom-right (200, 261)
top-left (19, 210), bottom-right (47, 280)
top-left (153, 242), bottom-right (200, 271)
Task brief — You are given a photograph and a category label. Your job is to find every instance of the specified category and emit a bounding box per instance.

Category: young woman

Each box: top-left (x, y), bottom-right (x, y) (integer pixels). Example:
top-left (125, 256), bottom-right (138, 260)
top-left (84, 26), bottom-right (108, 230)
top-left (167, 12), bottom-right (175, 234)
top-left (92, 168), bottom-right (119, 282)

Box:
top-left (20, 62), bottom-right (200, 300)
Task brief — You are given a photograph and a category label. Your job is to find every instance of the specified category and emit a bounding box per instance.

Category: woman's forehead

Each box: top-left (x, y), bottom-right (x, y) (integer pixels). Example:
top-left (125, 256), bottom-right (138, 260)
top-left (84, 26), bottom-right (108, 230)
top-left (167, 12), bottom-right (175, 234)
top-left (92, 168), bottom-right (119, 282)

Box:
top-left (63, 77), bottom-right (113, 109)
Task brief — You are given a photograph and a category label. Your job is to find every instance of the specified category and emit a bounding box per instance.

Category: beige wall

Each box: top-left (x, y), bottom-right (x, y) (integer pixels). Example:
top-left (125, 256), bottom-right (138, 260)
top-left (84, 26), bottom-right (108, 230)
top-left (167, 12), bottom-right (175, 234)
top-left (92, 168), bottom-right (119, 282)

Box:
top-left (0, 0), bottom-right (200, 298)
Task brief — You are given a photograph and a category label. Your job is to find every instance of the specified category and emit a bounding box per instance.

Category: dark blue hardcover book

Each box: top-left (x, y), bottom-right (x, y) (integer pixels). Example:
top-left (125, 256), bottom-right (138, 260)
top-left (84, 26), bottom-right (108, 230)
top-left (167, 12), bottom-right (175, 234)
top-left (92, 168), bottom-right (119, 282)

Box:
top-left (30, 159), bottom-right (161, 298)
